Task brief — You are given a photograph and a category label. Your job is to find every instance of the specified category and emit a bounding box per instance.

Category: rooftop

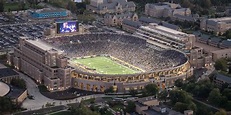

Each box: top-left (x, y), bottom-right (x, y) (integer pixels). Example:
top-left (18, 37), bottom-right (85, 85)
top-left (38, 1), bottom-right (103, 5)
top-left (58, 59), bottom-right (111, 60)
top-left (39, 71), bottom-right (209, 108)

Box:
top-left (27, 39), bottom-right (62, 53)
top-left (215, 74), bottom-right (231, 83)
top-left (123, 19), bottom-right (141, 28)
top-left (0, 68), bottom-right (19, 78)
top-left (143, 109), bottom-right (161, 115)
top-left (139, 16), bottom-right (161, 24)
top-left (221, 40), bottom-right (231, 47)
top-left (160, 22), bottom-right (181, 31)
top-left (208, 17), bottom-right (231, 22)
top-left (136, 96), bottom-right (157, 102)
top-left (6, 85), bottom-right (26, 99)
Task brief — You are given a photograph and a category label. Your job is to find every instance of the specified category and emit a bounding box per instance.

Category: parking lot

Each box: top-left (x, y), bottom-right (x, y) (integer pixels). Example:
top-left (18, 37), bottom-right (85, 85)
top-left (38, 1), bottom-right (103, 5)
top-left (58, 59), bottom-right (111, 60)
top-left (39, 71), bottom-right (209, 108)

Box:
top-left (0, 13), bottom-right (52, 50)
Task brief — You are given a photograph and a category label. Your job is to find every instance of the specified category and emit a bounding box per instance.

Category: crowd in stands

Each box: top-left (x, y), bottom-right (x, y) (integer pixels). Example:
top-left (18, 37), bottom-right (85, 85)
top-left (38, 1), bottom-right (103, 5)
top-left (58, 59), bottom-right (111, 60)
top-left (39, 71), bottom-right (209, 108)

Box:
top-left (46, 33), bottom-right (187, 71)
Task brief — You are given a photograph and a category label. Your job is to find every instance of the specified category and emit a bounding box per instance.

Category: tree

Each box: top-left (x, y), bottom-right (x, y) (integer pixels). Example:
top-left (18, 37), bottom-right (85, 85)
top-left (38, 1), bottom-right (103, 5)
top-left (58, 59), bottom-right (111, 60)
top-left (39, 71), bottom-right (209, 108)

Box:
top-left (19, 2), bottom-right (26, 10)
top-left (0, 97), bottom-right (15, 113)
top-left (182, 0), bottom-right (191, 8)
top-left (173, 102), bottom-right (188, 113)
top-left (142, 83), bottom-right (159, 96)
top-left (169, 90), bottom-right (192, 105)
top-left (214, 58), bottom-right (227, 71)
top-left (11, 78), bottom-right (26, 89)
top-left (187, 102), bottom-right (197, 113)
top-left (215, 109), bottom-right (227, 115)
top-left (125, 101), bottom-right (136, 113)
top-left (208, 88), bottom-right (222, 106)
top-left (129, 88), bottom-right (138, 97)
top-left (158, 89), bottom-right (168, 102)
top-left (174, 79), bottom-right (184, 88)
top-left (67, 1), bottom-right (77, 13)
top-left (104, 86), bottom-right (114, 93)
top-left (202, 0), bottom-right (212, 9)
top-left (222, 88), bottom-right (231, 100)
top-left (0, 0), bottom-right (4, 12)
top-left (70, 105), bottom-right (100, 115)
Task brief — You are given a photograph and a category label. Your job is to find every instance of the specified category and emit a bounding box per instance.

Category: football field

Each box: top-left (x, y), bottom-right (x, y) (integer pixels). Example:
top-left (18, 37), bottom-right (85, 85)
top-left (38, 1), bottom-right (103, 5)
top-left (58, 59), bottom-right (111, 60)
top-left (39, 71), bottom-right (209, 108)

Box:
top-left (72, 56), bottom-right (139, 75)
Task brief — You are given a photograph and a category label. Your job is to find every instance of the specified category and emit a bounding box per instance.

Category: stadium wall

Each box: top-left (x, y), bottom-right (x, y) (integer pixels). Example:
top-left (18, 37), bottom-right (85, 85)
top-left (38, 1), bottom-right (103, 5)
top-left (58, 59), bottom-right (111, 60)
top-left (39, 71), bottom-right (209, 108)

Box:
top-left (71, 60), bottom-right (190, 93)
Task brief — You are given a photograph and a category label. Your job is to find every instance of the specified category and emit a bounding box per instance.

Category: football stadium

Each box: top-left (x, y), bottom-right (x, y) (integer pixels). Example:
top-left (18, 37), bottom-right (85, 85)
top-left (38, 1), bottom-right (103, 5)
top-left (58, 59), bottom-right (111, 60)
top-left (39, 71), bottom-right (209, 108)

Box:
top-left (45, 33), bottom-right (191, 92)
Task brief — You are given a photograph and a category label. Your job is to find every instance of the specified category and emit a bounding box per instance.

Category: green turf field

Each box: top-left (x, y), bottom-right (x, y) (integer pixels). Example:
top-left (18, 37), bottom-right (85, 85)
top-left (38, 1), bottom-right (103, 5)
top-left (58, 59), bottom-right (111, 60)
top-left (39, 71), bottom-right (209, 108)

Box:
top-left (73, 56), bottom-right (139, 75)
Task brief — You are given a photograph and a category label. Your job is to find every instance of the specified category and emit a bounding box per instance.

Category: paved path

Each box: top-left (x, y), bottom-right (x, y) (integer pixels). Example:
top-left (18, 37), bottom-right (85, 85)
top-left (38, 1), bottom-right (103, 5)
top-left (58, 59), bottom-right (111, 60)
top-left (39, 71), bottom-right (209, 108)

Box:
top-left (19, 72), bottom-right (104, 110)
top-left (192, 98), bottom-right (219, 111)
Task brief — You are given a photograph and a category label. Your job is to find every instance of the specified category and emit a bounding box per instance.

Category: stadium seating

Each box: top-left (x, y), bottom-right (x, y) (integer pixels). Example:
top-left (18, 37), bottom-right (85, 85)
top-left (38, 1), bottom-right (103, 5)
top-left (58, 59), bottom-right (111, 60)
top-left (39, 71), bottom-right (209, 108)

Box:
top-left (46, 33), bottom-right (187, 72)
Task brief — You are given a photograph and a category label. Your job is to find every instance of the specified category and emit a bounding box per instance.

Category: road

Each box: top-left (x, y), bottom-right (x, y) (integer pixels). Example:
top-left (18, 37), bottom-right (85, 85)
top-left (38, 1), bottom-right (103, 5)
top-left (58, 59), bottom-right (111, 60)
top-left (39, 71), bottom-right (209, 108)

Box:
top-left (19, 72), bottom-right (104, 110)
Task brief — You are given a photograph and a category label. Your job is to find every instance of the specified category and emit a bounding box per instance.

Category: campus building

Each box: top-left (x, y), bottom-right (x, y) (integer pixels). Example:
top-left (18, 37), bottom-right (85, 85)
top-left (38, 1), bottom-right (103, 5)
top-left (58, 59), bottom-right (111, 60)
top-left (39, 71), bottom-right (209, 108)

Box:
top-left (7, 38), bottom-right (72, 92)
top-left (29, 8), bottom-right (69, 19)
top-left (214, 74), bottom-right (231, 88)
top-left (134, 23), bottom-right (196, 50)
top-left (189, 47), bottom-right (213, 69)
top-left (200, 17), bottom-right (231, 35)
top-left (86, 0), bottom-right (136, 14)
top-left (145, 2), bottom-right (191, 18)
top-left (104, 12), bottom-right (138, 26)
top-left (0, 68), bottom-right (19, 84)
top-left (211, 48), bottom-right (231, 61)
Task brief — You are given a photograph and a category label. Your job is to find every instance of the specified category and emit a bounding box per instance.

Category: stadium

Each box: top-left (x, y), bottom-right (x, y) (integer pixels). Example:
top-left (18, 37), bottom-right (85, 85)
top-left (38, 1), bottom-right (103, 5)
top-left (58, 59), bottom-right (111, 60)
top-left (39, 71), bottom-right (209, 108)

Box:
top-left (46, 33), bottom-right (191, 93)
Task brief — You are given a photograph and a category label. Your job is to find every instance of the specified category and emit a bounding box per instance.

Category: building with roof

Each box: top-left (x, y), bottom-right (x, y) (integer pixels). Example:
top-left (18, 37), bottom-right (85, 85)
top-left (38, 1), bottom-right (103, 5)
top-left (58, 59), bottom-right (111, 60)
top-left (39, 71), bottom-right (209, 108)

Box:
top-left (86, 0), bottom-right (136, 14)
top-left (139, 16), bottom-right (161, 25)
top-left (7, 38), bottom-right (72, 92)
top-left (6, 86), bottom-right (27, 103)
top-left (200, 17), bottom-right (231, 35)
top-left (172, 14), bottom-right (198, 22)
top-left (136, 96), bottom-right (159, 106)
top-left (195, 34), bottom-right (210, 44)
top-left (214, 74), bottom-right (231, 88)
top-left (208, 37), bottom-right (222, 47)
top-left (104, 12), bottom-right (138, 26)
top-left (122, 19), bottom-right (141, 33)
top-left (211, 48), bottom-right (231, 61)
top-left (134, 23), bottom-right (196, 50)
top-left (160, 21), bottom-right (181, 31)
top-left (189, 47), bottom-right (212, 69)
top-left (225, 8), bottom-right (231, 16)
top-left (145, 2), bottom-right (191, 18)
top-left (0, 68), bottom-right (19, 84)
top-left (134, 96), bottom-right (184, 115)
top-left (220, 40), bottom-right (231, 49)
top-left (29, 8), bottom-right (69, 19)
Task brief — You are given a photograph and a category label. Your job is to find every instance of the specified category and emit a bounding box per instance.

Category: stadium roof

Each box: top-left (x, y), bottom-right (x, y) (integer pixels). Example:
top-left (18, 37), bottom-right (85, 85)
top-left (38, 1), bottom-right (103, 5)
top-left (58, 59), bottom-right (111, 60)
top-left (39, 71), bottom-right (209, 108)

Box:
top-left (0, 68), bottom-right (18, 78)
top-left (0, 82), bottom-right (10, 97)
top-left (155, 25), bottom-right (184, 35)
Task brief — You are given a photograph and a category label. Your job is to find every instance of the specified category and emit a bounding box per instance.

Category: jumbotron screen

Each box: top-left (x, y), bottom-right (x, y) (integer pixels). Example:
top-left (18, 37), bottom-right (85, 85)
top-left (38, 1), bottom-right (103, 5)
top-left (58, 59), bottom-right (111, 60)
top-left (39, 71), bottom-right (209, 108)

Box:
top-left (57, 21), bottom-right (78, 34)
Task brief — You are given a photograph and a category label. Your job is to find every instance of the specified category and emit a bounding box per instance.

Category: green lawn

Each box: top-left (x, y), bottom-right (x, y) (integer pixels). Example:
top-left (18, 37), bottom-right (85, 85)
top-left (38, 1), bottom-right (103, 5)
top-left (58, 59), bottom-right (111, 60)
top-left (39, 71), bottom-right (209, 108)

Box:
top-left (4, 3), bottom-right (29, 12)
top-left (73, 56), bottom-right (139, 75)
